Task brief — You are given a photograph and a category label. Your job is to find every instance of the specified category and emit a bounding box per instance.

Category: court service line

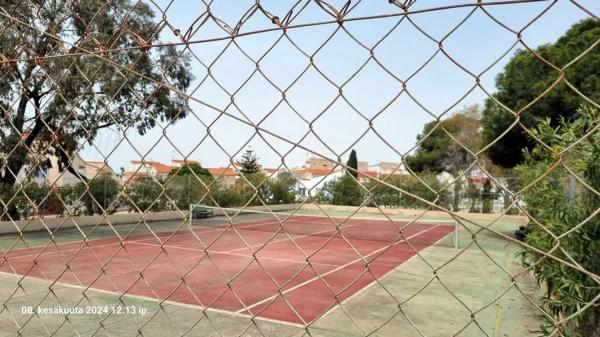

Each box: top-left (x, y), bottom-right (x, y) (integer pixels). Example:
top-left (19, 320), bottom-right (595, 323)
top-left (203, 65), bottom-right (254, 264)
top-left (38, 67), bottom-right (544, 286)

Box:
top-left (235, 225), bottom-right (441, 314)
top-left (126, 240), bottom-right (343, 269)
top-left (220, 219), bottom-right (452, 255)
top-left (218, 223), bottom-right (358, 254)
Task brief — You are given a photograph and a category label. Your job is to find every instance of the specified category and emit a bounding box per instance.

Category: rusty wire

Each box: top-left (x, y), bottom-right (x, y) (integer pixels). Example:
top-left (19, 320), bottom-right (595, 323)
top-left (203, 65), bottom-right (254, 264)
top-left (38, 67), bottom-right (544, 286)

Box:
top-left (0, 0), bottom-right (598, 336)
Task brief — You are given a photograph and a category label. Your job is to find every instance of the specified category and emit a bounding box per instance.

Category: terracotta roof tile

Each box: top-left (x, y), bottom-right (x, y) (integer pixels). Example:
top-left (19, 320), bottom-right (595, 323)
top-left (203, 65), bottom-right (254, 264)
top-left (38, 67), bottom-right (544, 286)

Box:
top-left (299, 167), bottom-right (337, 176)
top-left (359, 170), bottom-right (378, 178)
top-left (152, 163), bottom-right (174, 174)
top-left (173, 159), bottom-right (199, 164)
top-left (208, 167), bottom-right (237, 177)
top-left (131, 160), bottom-right (160, 164)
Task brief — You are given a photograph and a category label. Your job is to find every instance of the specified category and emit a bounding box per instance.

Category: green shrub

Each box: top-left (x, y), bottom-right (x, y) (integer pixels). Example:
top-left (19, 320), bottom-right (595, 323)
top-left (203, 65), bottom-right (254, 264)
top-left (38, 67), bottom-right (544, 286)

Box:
top-left (268, 172), bottom-right (296, 204)
top-left (517, 105), bottom-right (600, 336)
top-left (76, 173), bottom-right (120, 215)
top-left (367, 173), bottom-right (447, 209)
top-left (316, 174), bottom-right (364, 206)
top-left (212, 185), bottom-right (244, 208)
top-left (165, 174), bottom-right (213, 210)
top-left (124, 177), bottom-right (167, 212)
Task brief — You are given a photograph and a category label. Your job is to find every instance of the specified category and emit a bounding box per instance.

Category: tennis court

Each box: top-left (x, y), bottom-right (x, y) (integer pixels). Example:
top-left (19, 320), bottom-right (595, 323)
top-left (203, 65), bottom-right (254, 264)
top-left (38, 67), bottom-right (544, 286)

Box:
top-left (0, 213), bottom-right (455, 325)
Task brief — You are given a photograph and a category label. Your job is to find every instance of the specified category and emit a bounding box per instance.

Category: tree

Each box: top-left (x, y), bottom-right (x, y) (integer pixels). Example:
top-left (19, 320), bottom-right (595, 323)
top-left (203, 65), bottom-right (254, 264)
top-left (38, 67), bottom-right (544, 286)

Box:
top-left (481, 179), bottom-right (493, 213)
top-left (0, 0), bottom-right (193, 192)
top-left (125, 177), bottom-right (167, 212)
top-left (481, 19), bottom-right (600, 168)
top-left (75, 173), bottom-right (120, 215)
top-left (212, 184), bottom-right (244, 208)
top-left (406, 105), bottom-right (481, 174)
top-left (316, 175), bottom-right (364, 206)
top-left (169, 163), bottom-right (212, 178)
top-left (406, 105), bottom-right (484, 211)
top-left (269, 172), bottom-right (297, 204)
top-left (238, 149), bottom-right (260, 175)
top-left (165, 174), bottom-right (213, 210)
top-left (346, 149), bottom-right (358, 178)
top-left (239, 172), bottom-right (270, 205)
top-left (367, 173), bottom-right (448, 209)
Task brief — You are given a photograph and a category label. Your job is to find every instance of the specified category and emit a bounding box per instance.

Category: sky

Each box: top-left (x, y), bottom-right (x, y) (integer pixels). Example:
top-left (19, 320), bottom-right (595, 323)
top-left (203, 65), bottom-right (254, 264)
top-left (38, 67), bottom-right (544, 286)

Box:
top-left (80, 0), bottom-right (600, 172)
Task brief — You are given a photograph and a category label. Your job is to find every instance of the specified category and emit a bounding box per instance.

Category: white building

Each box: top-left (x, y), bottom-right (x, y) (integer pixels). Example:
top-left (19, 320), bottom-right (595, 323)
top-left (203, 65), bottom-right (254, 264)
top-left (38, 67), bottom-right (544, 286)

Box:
top-left (291, 167), bottom-right (344, 199)
top-left (368, 161), bottom-right (407, 176)
top-left (17, 154), bottom-right (115, 187)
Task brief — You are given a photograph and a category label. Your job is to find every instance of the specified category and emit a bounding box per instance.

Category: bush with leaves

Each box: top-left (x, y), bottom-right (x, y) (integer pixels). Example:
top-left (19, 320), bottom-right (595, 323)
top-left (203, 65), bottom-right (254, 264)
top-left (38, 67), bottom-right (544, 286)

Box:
top-left (165, 174), bottom-right (213, 210)
top-left (269, 172), bottom-right (297, 204)
top-left (212, 185), bottom-right (245, 208)
top-left (517, 105), bottom-right (600, 336)
top-left (316, 174), bottom-right (364, 206)
top-left (124, 177), bottom-right (167, 212)
top-left (367, 173), bottom-right (447, 209)
top-left (0, 183), bottom-right (14, 220)
top-left (168, 164), bottom-right (212, 178)
top-left (76, 173), bottom-right (120, 215)
top-left (57, 184), bottom-right (84, 215)
top-left (0, 182), bottom-right (65, 219)
top-left (238, 172), bottom-right (271, 206)
top-left (19, 183), bottom-right (64, 218)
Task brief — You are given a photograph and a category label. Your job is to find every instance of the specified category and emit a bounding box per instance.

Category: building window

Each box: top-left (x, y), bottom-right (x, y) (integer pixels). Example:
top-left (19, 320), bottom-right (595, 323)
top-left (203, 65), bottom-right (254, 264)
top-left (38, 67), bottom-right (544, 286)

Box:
top-left (34, 165), bottom-right (49, 178)
top-left (298, 187), bottom-right (306, 196)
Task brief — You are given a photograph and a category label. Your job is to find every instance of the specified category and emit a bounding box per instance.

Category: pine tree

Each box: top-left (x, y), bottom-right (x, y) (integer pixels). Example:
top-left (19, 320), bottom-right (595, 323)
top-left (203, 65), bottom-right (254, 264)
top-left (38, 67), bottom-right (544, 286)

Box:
top-left (239, 149), bottom-right (261, 175)
top-left (346, 149), bottom-right (358, 178)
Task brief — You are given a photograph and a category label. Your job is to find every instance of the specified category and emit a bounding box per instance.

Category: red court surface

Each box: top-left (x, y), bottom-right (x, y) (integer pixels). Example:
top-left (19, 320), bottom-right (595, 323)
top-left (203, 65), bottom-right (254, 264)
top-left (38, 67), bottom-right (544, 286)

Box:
top-left (0, 215), bottom-right (454, 324)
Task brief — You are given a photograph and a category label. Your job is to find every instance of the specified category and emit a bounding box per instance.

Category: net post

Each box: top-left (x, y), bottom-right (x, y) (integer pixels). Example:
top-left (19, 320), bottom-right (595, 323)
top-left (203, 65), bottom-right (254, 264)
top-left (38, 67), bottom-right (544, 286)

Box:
top-left (453, 220), bottom-right (459, 249)
top-left (189, 203), bottom-right (193, 227)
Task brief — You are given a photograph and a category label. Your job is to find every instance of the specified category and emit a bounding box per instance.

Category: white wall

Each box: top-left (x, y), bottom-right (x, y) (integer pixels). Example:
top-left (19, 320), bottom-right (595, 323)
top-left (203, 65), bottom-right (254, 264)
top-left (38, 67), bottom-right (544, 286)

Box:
top-left (294, 171), bottom-right (344, 198)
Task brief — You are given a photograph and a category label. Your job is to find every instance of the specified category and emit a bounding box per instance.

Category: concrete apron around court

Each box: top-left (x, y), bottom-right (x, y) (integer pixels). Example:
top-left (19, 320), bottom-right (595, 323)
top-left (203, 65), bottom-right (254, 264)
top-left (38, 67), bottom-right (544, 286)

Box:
top-left (0, 222), bottom-right (542, 337)
top-left (310, 221), bottom-right (543, 337)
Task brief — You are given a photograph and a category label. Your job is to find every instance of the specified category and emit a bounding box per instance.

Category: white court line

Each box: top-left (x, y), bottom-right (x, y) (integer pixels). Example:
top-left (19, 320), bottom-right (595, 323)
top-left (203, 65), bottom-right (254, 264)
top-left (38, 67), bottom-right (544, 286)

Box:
top-left (0, 270), bottom-right (304, 328)
top-left (217, 215), bottom-right (446, 255)
top-left (1, 217), bottom-right (449, 264)
top-left (221, 218), bottom-right (449, 255)
top-left (218, 221), bottom-right (356, 254)
top-left (126, 240), bottom-right (342, 269)
top-left (1, 222), bottom-right (450, 326)
top-left (318, 225), bottom-right (456, 321)
top-left (236, 225), bottom-right (441, 314)
top-left (0, 215), bottom-right (335, 260)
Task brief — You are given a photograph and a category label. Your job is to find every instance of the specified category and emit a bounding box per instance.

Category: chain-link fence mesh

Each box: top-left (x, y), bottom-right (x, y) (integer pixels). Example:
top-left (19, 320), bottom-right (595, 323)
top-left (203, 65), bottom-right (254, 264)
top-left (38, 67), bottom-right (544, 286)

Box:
top-left (0, 0), bottom-right (599, 336)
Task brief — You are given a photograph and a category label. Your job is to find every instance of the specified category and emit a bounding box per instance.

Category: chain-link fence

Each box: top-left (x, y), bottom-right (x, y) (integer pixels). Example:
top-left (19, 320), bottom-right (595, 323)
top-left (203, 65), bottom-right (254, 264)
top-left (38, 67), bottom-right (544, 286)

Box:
top-left (0, 1), bottom-right (599, 336)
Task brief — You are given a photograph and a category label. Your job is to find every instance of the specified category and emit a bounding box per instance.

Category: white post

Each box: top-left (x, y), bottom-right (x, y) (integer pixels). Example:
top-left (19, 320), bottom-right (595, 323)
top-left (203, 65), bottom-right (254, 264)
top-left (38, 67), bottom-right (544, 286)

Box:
top-left (453, 220), bottom-right (459, 249)
top-left (189, 203), bottom-right (193, 228)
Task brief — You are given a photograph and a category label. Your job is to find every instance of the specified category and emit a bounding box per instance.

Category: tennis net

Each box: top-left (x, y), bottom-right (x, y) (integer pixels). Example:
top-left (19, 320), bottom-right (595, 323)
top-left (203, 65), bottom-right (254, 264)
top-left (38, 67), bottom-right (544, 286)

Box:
top-left (188, 205), bottom-right (460, 248)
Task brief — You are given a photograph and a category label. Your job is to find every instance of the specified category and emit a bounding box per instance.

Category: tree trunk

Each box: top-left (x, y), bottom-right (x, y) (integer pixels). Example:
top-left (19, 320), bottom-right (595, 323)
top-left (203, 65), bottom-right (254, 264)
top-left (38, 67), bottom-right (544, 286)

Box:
top-left (452, 179), bottom-right (462, 211)
top-left (468, 181), bottom-right (478, 213)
